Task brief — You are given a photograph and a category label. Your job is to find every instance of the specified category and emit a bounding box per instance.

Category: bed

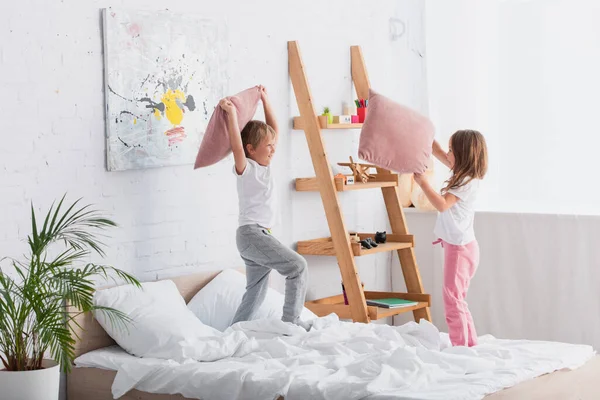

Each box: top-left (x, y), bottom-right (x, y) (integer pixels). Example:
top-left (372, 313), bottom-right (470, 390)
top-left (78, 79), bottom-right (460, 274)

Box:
top-left (67, 270), bottom-right (600, 400)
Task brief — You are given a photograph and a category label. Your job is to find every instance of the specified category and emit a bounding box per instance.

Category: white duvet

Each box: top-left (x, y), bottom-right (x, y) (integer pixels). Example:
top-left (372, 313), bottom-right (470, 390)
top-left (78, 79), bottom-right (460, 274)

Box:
top-left (75, 315), bottom-right (595, 400)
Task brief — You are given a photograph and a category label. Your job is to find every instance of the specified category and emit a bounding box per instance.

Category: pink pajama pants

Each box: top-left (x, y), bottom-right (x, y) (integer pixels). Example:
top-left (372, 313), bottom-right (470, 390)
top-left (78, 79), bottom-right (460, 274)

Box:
top-left (434, 239), bottom-right (480, 347)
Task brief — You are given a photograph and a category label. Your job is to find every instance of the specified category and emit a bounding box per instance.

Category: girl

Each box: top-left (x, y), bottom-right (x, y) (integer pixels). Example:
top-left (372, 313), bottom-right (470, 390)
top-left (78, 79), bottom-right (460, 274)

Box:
top-left (413, 130), bottom-right (488, 347)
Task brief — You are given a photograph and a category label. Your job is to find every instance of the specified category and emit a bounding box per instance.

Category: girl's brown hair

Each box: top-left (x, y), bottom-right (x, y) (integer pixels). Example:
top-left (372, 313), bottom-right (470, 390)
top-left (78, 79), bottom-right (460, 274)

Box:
top-left (240, 120), bottom-right (276, 157)
top-left (442, 129), bottom-right (488, 194)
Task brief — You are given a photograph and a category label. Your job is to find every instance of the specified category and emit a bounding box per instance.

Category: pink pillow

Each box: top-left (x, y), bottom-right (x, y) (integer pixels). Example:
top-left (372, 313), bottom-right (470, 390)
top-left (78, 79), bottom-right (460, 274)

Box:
top-left (358, 88), bottom-right (434, 174)
top-left (194, 87), bottom-right (261, 169)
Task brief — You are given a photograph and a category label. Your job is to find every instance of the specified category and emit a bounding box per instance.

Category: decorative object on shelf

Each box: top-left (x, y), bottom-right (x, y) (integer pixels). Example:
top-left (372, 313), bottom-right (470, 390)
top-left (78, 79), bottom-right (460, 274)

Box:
top-left (292, 115), bottom-right (363, 130)
top-left (332, 115), bottom-right (351, 124)
top-left (360, 237), bottom-right (378, 249)
top-left (356, 98), bottom-right (368, 123)
top-left (334, 173), bottom-right (356, 185)
top-left (322, 107), bottom-right (333, 125)
top-left (338, 156), bottom-right (375, 183)
top-left (341, 281), bottom-right (364, 305)
top-left (334, 172), bottom-right (345, 180)
top-left (318, 115), bottom-right (328, 127)
top-left (357, 108), bottom-right (367, 123)
top-left (342, 282), bottom-right (348, 305)
top-left (343, 102), bottom-right (355, 116)
top-left (375, 231), bottom-right (387, 244)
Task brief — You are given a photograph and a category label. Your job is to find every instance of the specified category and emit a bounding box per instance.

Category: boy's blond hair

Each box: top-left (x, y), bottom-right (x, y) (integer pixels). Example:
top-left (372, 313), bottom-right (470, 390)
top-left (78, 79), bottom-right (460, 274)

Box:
top-left (240, 120), bottom-right (276, 157)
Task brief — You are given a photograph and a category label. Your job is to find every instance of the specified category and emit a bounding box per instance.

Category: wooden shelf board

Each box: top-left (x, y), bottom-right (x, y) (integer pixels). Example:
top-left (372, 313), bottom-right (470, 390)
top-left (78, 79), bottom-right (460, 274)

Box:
top-left (369, 302), bottom-right (430, 320)
top-left (339, 180), bottom-right (397, 190)
top-left (355, 233), bottom-right (415, 247)
top-left (297, 234), bottom-right (414, 257)
top-left (354, 241), bottom-right (413, 256)
top-left (364, 290), bottom-right (430, 303)
top-left (293, 116), bottom-right (363, 130)
top-left (295, 175), bottom-right (398, 192)
top-left (305, 291), bottom-right (430, 320)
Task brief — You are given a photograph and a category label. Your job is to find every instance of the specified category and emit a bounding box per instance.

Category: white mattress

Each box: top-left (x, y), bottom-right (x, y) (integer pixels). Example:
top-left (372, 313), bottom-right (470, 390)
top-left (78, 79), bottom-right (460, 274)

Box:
top-left (75, 315), bottom-right (595, 400)
top-left (74, 344), bottom-right (135, 371)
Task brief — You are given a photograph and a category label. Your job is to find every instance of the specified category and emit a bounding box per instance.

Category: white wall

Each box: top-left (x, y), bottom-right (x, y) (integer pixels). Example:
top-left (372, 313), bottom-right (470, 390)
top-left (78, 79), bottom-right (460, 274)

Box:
top-left (426, 0), bottom-right (600, 215)
top-left (497, 0), bottom-right (600, 215)
top-left (425, 0), bottom-right (501, 210)
top-left (0, 0), bottom-right (427, 298)
top-left (421, 0), bottom-right (600, 349)
top-left (400, 211), bottom-right (600, 351)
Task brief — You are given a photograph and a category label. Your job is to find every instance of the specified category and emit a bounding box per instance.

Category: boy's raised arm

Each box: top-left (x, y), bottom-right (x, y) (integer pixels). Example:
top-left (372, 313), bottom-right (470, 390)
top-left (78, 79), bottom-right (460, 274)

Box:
top-left (258, 85), bottom-right (279, 141)
top-left (220, 98), bottom-right (247, 175)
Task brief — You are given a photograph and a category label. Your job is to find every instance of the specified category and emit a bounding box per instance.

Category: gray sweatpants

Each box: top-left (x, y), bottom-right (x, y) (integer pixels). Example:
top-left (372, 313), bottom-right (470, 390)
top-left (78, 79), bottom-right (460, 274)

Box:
top-left (231, 224), bottom-right (308, 325)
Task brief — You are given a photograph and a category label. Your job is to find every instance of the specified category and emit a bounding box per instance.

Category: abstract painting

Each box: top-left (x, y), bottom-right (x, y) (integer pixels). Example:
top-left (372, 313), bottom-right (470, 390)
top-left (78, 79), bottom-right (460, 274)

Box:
top-left (102, 8), bottom-right (228, 171)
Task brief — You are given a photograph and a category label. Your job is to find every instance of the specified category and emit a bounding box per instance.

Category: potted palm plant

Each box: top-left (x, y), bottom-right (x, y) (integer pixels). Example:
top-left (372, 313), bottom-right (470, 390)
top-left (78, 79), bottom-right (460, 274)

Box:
top-left (0, 196), bottom-right (139, 400)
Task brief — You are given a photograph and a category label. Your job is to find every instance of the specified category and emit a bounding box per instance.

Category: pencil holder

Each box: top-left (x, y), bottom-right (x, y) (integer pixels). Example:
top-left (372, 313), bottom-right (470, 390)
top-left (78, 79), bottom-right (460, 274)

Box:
top-left (357, 107), bottom-right (367, 123)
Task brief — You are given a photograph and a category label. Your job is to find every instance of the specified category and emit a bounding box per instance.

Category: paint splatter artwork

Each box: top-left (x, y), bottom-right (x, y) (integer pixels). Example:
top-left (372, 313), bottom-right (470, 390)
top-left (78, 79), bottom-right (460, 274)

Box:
top-left (102, 9), bottom-right (228, 171)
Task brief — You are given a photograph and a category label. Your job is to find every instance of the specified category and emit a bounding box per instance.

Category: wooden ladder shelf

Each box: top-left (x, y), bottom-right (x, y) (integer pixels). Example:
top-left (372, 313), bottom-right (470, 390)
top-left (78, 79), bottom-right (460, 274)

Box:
top-left (288, 41), bottom-right (432, 323)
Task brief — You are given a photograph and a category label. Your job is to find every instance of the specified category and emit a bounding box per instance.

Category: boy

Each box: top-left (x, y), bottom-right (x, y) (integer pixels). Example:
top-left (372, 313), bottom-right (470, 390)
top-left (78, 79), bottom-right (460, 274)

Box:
top-left (219, 85), bottom-right (309, 329)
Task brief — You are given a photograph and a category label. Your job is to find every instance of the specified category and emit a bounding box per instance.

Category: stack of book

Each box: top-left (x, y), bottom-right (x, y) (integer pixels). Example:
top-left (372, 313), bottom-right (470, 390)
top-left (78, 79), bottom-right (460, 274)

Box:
top-left (366, 298), bottom-right (418, 308)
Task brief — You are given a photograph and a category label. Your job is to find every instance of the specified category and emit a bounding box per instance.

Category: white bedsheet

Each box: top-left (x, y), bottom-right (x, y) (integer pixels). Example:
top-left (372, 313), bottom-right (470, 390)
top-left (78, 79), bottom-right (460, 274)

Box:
top-left (75, 315), bottom-right (595, 400)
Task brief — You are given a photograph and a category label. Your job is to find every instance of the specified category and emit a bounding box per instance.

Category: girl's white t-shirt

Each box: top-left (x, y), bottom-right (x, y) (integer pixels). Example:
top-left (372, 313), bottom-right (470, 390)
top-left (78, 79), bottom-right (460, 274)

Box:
top-left (434, 179), bottom-right (480, 245)
top-left (234, 158), bottom-right (277, 228)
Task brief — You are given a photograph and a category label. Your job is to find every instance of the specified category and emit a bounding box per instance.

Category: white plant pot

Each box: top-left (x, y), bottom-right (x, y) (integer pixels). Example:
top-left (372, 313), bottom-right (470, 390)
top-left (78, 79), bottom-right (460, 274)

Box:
top-left (0, 359), bottom-right (60, 400)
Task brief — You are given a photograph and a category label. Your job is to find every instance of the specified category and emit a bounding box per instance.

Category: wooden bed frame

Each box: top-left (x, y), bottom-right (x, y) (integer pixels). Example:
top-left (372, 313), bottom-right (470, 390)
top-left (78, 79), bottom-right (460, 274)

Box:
top-left (67, 270), bottom-right (600, 400)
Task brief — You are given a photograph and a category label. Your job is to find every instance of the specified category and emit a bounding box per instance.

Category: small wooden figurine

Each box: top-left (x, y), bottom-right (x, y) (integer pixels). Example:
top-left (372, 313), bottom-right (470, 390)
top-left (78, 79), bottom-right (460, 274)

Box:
top-left (338, 156), bottom-right (376, 183)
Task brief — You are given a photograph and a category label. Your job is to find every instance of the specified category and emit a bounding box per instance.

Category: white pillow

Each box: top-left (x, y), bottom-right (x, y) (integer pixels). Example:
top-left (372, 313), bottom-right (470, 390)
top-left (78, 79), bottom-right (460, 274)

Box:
top-left (93, 280), bottom-right (220, 361)
top-left (187, 269), bottom-right (317, 331)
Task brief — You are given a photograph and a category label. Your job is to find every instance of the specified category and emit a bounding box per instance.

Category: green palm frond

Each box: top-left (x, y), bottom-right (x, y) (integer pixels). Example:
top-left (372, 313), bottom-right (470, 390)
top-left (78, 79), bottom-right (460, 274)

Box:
top-left (0, 195), bottom-right (140, 373)
top-left (34, 306), bottom-right (76, 371)
top-left (89, 305), bottom-right (133, 332)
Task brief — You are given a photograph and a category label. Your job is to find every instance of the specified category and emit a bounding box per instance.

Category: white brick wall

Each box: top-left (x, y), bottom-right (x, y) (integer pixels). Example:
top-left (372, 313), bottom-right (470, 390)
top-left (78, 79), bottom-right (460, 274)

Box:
top-left (0, 0), bottom-right (428, 295)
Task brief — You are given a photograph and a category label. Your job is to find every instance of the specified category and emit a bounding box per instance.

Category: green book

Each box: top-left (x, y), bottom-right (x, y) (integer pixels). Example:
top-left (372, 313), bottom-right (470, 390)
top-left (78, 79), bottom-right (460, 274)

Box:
top-left (366, 298), bottom-right (418, 308)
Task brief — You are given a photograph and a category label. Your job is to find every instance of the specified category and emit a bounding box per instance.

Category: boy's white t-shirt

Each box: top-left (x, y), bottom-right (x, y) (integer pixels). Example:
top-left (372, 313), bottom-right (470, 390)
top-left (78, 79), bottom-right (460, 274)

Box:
top-left (234, 158), bottom-right (277, 228)
top-left (434, 179), bottom-right (479, 245)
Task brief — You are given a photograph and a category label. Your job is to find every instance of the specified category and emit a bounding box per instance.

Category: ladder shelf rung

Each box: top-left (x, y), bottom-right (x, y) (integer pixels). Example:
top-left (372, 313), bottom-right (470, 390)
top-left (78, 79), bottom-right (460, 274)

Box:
top-left (295, 175), bottom-right (398, 192)
top-left (293, 116), bottom-right (363, 130)
top-left (305, 291), bottom-right (430, 320)
top-left (297, 233), bottom-right (414, 257)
